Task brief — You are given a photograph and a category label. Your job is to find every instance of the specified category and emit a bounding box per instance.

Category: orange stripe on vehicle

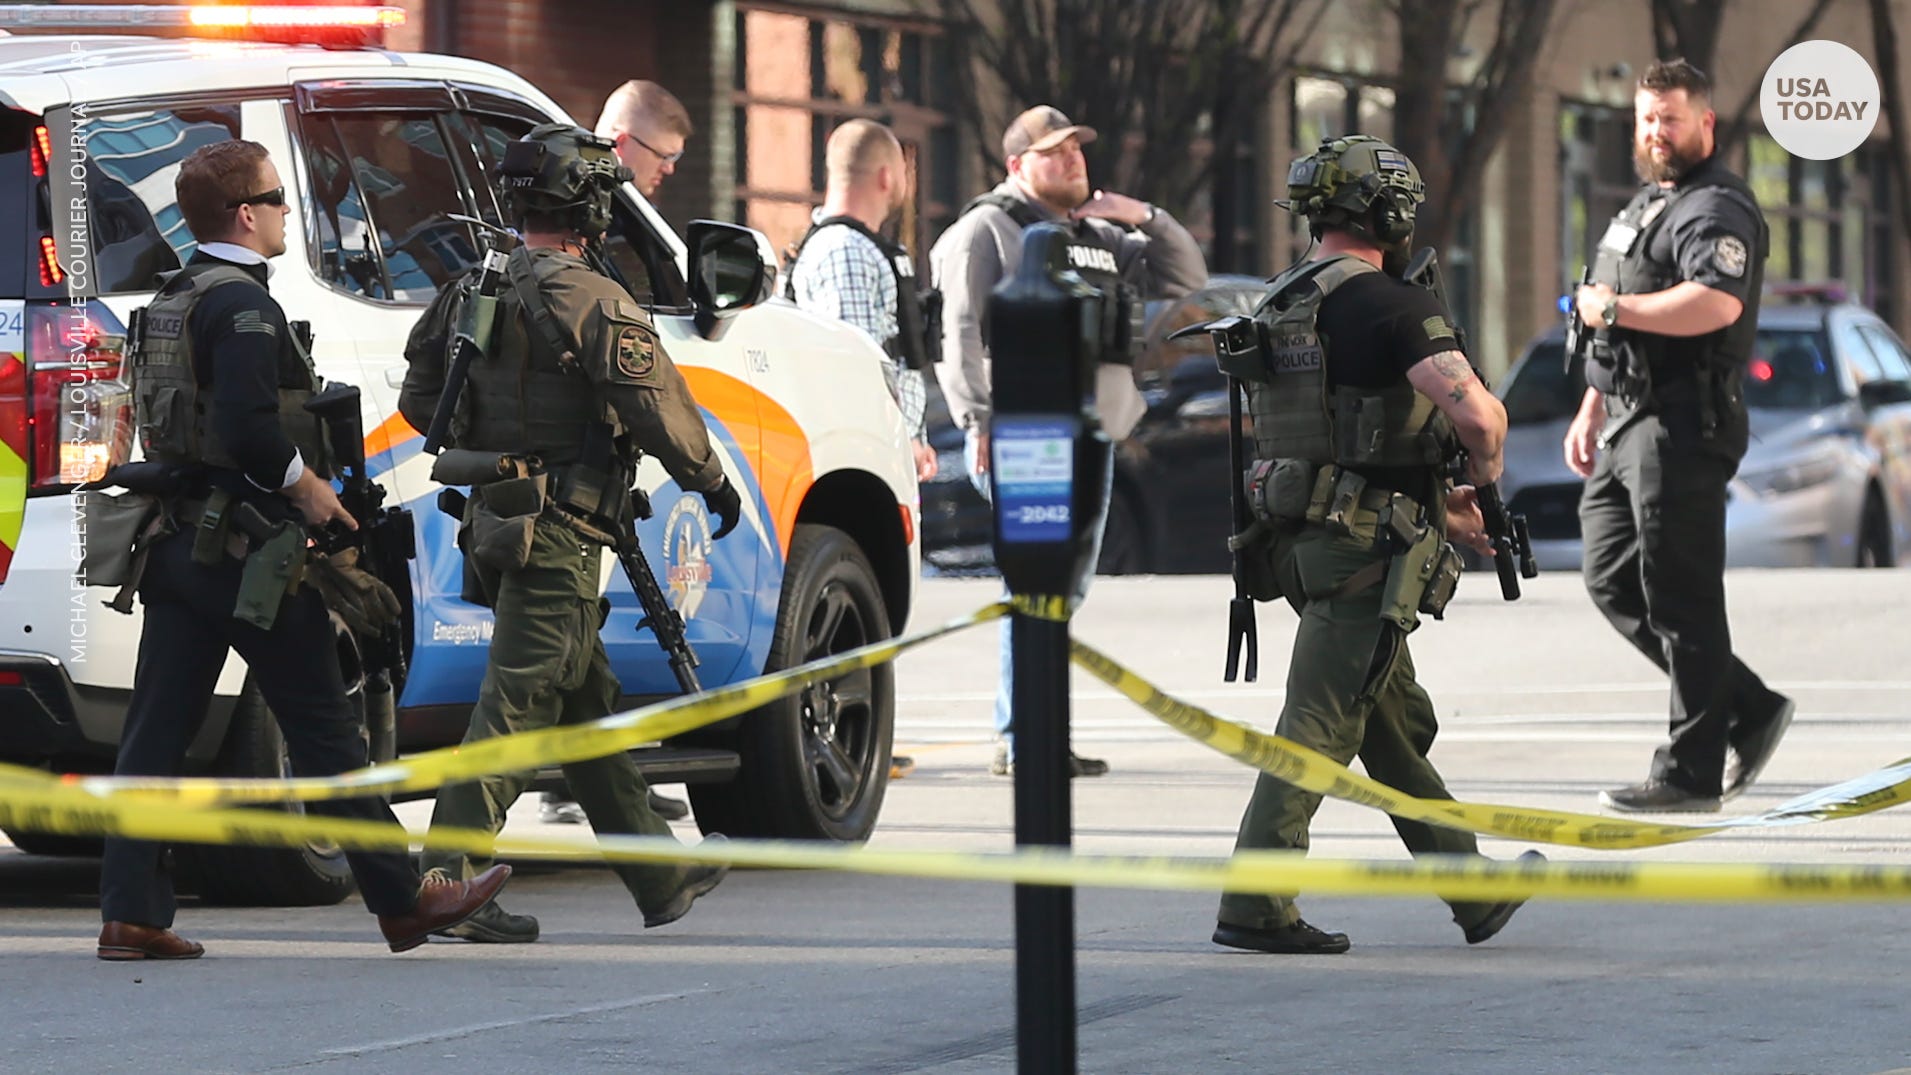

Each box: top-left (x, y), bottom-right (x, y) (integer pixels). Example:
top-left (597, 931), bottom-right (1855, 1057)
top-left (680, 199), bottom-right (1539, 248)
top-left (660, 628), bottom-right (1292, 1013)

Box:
top-left (681, 368), bottom-right (811, 559)
top-left (365, 411), bottom-right (419, 460)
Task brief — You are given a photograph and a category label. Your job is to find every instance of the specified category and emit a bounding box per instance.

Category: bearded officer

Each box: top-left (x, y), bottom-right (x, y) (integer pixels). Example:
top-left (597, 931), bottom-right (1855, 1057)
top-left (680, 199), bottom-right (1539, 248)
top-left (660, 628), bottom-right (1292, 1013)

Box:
top-left (1565, 59), bottom-right (1793, 813)
top-left (98, 139), bottom-right (510, 960)
top-left (1212, 135), bottom-right (1540, 954)
top-left (401, 124), bottom-right (737, 943)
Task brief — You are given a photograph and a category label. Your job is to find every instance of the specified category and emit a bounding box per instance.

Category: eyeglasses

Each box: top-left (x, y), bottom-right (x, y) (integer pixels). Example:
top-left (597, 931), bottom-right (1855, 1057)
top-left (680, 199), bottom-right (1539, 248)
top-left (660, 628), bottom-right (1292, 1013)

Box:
top-left (617, 132), bottom-right (683, 166)
top-left (226, 186), bottom-right (286, 210)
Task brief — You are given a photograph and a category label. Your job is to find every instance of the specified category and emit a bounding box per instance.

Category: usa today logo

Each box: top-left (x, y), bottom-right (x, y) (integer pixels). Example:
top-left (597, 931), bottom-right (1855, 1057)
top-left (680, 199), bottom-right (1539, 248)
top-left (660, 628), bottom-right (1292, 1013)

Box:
top-left (1760, 40), bottom-right (1880, 160)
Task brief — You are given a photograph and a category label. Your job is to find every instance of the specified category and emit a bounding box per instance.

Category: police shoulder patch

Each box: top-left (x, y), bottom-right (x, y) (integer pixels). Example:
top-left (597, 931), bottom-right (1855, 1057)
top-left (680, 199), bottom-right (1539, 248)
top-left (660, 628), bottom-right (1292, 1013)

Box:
top-left (1713, 235), bottom-right (1749, 278)
top-left (614, 322), bottom-right (659, 381)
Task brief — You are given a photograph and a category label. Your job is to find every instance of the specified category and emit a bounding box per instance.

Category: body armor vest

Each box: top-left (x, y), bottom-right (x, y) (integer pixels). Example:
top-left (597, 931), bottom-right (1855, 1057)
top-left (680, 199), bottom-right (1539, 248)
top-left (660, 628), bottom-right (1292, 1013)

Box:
top-left (785, 216), bottom-right (940, 371)
top-left (456, 248), bottom-right (610, 464)
top-left (959, 192), bottom-right (1144, 358)
top-left (1588, 157), bottom-right (1766, 423)
top-left (455, 247), bottom-right (635, 525)
top-left (1243, 255), bottom-right (1452, 471)
top-left (131, 262), bottom-right (329, 477)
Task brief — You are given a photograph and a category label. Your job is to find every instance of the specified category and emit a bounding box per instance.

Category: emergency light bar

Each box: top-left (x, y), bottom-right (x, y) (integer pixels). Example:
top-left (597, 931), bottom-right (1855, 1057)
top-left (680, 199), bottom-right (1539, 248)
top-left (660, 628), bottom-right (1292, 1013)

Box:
top-left (0, 5), bottom-right (404, 45)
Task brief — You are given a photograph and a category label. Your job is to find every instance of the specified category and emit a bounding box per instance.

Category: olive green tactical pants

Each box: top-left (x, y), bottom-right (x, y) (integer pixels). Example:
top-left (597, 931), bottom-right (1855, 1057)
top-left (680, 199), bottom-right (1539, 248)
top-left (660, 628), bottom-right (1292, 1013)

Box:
top-left (1218, 524), bottom-right (1497, 933)
top-left (421, 516), bottom-right (688, 915)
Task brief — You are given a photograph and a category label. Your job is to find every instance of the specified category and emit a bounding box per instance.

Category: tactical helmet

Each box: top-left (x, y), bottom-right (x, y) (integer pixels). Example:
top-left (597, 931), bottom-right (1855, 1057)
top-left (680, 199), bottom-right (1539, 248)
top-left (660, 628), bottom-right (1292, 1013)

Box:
top-left (1278, 134), bottom-right (1425, 248)
top-left (497, 123), bottom-right (632, 238)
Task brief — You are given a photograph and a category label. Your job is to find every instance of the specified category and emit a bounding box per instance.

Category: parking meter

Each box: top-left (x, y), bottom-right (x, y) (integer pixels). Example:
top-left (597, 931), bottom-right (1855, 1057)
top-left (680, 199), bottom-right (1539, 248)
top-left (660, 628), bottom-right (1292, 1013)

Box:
top-left (986, 222), bottom-right (1122, 603)
top-left (985, 220), bottom-right (1132, 1075)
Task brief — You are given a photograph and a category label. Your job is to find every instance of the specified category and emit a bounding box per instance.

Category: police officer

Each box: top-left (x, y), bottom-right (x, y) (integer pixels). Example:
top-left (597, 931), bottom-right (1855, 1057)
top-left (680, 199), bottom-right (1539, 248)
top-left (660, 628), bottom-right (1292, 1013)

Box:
top-left (97, 140), bottom-right (510, 960)
top-left (1567, 60), bottom-right (1793, 813)
top-left (928, 104), bottom-right (1207, 777)
top-left (1212, 135), bottom-right (1538, 954)
top-left (402, 124), bottom-right (736, 943)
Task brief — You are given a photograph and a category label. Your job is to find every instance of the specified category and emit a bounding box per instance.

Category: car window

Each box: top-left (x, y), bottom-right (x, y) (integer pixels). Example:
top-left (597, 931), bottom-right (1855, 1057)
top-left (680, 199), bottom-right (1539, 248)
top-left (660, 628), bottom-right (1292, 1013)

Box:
top-left (601, 196), bottom-right (689, 310)
top-left (75, 105), bottom-right (242, 294)
top-left (300, 111), bottom-right (480, 303)
top-left (1747, 328), bottom-right (1843, 410)
top-left (1500, 341), bottom-right (1585, 425)
top-left (447, 109), bottom-right (533, 230)
top-left (1855, 323), bottom-right (1911, 382)
top-left (1829, 315), bottom-right (1889, 384)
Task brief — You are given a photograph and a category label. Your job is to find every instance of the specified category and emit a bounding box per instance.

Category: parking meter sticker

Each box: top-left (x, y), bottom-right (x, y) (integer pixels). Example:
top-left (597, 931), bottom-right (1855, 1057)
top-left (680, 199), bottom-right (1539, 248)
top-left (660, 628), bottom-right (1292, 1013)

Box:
top-left (993, 421), bottom-right (1073, 543)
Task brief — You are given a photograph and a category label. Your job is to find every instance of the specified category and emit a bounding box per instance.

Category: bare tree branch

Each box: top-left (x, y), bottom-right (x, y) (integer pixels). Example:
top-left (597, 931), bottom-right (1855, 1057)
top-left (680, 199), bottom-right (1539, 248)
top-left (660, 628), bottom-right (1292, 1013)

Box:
top-left (1715, 0), bottom-right (1837, 159)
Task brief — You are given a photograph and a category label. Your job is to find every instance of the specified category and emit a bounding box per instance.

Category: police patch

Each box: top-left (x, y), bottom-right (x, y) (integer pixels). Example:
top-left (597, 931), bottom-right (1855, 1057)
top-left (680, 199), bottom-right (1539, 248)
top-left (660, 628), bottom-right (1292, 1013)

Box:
top-left (1714, 235), bottom-right (1749, 278)
top-left (1421, 315), bottom-right (1455, 342)
top-left (615, 324), bottom-right (658, 380)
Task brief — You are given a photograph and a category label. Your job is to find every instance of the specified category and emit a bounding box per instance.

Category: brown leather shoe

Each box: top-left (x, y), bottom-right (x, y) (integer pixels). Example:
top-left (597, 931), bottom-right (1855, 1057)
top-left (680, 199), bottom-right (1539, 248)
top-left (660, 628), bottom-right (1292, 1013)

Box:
top-left (378, 865), bottom-right (512, 953)
top-left (97, 921), bottom-right (205, 961)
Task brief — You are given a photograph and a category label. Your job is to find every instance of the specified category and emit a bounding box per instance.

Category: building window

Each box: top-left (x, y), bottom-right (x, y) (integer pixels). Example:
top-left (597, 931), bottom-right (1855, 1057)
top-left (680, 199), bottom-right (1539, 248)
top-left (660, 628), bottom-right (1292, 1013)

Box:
top-left (731, 5), bottom-right (954, 271)
top-left (1750, 133), bottom-right (1894, 322)
top-left (1558, 101), bottom-right (1636, 295)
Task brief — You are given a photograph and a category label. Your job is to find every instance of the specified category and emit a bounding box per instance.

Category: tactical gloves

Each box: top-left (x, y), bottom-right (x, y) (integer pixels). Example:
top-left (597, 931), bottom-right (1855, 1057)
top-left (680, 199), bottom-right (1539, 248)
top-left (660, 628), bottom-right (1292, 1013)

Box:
top-left (307, 546), bottom-right (404, 638)
top-left (701, 477), bottom-right (742, 540)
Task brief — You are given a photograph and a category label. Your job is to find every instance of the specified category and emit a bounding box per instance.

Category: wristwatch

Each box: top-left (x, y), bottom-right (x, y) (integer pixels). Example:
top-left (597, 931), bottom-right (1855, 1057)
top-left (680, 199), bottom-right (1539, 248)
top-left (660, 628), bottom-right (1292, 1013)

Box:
top-left (1600, 295), bottom-right (1620, 328)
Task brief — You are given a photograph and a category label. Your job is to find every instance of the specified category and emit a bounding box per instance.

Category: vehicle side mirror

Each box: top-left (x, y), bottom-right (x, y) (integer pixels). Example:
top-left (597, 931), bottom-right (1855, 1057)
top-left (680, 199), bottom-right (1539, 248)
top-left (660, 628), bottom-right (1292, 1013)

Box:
top-left (685, 220), bottom-right (773, 340)
top-left (1858, 379), bottom-right (1911, 408)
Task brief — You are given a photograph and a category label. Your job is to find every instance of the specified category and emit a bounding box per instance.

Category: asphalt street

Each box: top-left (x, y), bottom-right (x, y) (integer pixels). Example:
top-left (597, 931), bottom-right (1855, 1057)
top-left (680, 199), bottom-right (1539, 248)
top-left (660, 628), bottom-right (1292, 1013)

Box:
top-left (3, 570), bottom-right (1911, 1074)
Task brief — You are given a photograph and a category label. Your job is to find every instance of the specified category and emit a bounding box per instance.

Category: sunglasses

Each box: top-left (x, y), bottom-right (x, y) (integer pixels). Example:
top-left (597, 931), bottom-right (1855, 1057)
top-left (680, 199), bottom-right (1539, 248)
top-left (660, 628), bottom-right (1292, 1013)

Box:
top-left (617, 132), bottom-right (683, 166)
top-left (226, 186), bottom-right (286, 210)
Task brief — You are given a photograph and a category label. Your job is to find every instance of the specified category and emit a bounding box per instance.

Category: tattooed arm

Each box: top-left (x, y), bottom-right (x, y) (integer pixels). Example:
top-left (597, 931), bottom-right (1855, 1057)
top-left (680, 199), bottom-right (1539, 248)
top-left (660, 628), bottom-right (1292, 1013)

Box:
top-left (1407, 348), bottom-right (1507, 485)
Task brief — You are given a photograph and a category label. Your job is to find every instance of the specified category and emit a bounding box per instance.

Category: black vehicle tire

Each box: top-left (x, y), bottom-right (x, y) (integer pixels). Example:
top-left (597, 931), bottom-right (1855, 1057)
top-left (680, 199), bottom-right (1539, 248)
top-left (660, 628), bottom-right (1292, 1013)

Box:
top-left (1, 827), bottom-right (103, 858)
top-left (1857, 488), bottom-right (1895, 568)
top-left (689, 524), bottom-right (893, 841)
top-left (1096, 487), bottom-right (1147, 575)
top-left (178, 679), bottom-right (357, 907)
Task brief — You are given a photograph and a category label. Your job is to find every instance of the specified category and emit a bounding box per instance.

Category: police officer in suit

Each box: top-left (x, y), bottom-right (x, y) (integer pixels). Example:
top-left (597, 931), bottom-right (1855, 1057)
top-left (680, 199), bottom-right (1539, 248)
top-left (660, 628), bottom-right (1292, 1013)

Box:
top-left (402, 124), bottom-right (736, 943)
top-left (1212, 135), bottom-right (1540, 954)
top-left (1566, 60), bottom-right (1794, 813)
top-left (97, 139), bottom-right (509, 961)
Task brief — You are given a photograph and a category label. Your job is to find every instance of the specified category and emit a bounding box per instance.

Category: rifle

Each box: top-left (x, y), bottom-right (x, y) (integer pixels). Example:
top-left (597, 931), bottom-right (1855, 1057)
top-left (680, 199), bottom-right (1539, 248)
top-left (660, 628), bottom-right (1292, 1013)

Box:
top-left (304, 381), bottom-right (417, 681)
top-left (554, 492), bottom-right (702, 694)
top-left (1398, 247), bottom-right (1538, 600)
top-left (422, 245), bottom-right (511, 456)
top-left (1169, 314), bottom-right (1263, 682)
top-left (1563, 266), bottom-right (1595, 374)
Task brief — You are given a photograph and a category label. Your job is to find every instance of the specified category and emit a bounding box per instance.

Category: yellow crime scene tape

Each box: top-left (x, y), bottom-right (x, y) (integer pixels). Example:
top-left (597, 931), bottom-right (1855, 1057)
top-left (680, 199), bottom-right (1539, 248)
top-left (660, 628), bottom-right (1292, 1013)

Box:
top-left (7, 600), bottom-right (1911, 904)
top-left (0, 603), bottom-right (1011, 805)
top-left (1068, 636), bottom-right (1911, 849)
top-left (5, 754), bottom-right (1911, 904)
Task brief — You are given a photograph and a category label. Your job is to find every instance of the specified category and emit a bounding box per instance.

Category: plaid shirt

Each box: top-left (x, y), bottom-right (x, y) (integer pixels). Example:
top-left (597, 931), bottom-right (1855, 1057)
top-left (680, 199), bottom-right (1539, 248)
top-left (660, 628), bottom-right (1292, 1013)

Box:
top-left (788, 218), bottom-right (928, 440)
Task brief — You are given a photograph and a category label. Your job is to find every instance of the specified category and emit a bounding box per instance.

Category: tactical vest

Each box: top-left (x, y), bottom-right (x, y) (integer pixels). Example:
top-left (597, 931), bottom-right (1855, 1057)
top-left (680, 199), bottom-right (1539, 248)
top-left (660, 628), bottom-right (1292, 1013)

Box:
top-left (454, 247), bottom-right (636, 525)
top-left (785, 216), bottom-right (940, 371)
top-left (131, 261), bottom-right (329, 477)
top-left (959, 193), bottom-right (1144, 362)
top-left (1242, 255), bottom-right (1452, 470)
top-left (1589, 158), bottom-right (1766, 431)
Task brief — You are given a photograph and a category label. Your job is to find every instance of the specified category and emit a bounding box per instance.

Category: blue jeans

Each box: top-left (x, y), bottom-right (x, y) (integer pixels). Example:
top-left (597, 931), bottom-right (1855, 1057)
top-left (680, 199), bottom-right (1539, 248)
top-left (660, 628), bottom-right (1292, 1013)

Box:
top-left (967, 430), bottom-right (1115, 759)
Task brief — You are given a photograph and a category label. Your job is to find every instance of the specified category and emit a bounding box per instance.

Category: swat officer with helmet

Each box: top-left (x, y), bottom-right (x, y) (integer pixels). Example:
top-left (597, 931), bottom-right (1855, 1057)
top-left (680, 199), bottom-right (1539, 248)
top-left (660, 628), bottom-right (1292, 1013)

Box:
top-left (400, 123), bottom-right (736, 943)
top-left (1566, 60), bottom-right (1794, 814)
top-left (1211, 135), bottom-right (1540, 955)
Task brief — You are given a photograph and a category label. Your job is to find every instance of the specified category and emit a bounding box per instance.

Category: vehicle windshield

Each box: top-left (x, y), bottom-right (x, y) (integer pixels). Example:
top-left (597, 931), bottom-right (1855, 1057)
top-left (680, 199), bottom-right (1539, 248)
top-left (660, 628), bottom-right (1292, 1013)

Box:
top-left (1501, 328), bottom-right (1844, 425)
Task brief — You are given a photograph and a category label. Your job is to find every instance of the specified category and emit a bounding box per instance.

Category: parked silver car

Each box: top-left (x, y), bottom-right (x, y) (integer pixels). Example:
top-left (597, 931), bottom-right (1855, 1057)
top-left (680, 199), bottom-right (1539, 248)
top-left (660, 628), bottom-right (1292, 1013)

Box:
top-left (1497, 294), bottom-right (1911, 569)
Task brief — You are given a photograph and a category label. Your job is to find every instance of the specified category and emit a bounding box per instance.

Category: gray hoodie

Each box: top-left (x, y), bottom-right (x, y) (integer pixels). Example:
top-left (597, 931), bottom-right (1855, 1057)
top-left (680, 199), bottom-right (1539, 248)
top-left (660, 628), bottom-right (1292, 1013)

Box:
top-left (927, 178), bottom-right (1208, 432)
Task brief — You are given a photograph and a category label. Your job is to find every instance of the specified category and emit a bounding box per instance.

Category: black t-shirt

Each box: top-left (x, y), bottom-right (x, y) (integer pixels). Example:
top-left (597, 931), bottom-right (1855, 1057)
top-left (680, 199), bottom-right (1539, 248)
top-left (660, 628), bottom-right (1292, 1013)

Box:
top-left (1313, 270), bottom-right (1462, 498)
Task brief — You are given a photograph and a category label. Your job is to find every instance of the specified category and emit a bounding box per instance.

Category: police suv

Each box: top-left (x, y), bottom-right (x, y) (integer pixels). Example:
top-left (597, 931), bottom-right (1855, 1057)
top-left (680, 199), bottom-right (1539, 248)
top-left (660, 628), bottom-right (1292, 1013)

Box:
top-left (0, 7), bottom-right (918, 904)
